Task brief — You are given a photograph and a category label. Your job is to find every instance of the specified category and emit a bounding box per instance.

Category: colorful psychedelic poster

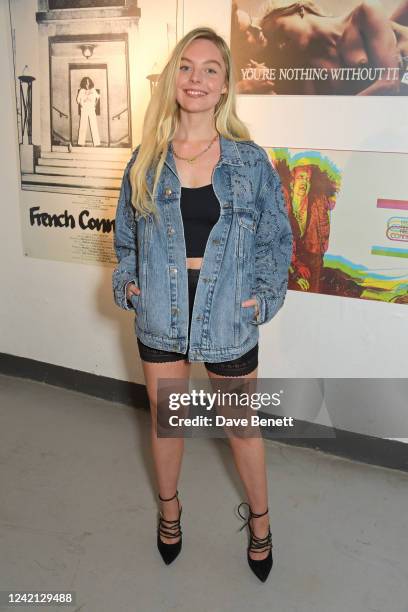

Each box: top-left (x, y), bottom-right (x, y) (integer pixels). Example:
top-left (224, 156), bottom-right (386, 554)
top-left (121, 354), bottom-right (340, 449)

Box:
top-left (266, 147), bottom-right (408, 304)
top-left (230, 0), bottom-right (408, 95)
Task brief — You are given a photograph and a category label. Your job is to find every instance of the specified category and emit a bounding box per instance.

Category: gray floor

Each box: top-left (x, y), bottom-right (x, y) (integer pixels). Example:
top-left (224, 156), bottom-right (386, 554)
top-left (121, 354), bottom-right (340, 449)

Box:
top-left (1, 373), bottom-right (407, 612)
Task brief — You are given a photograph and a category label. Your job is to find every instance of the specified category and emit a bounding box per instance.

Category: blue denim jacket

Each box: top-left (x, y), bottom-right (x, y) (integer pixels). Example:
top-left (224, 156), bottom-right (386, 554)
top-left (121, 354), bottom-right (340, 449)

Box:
top-left (112, 135), bottom-right (293, 362)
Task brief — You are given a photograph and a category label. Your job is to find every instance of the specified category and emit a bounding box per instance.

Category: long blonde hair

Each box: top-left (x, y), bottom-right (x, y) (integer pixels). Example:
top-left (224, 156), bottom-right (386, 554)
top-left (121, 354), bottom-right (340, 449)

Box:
top-left (129, 26), bottom-right (251, 219)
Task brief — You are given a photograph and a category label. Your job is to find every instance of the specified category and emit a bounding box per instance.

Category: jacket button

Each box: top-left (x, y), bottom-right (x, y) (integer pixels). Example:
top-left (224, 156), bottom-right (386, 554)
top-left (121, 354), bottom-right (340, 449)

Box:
top-left (164, 187), bottom-right (172, 196)
top-left (212, 238), bottom-right (220, 245)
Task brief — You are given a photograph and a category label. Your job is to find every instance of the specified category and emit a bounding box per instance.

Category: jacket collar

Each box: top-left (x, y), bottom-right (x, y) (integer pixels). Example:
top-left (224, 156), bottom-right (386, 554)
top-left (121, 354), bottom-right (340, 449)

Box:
top-left (218, 135), bottom-right (244, 166)
top-left (164, 134), bottom-right (244, 179)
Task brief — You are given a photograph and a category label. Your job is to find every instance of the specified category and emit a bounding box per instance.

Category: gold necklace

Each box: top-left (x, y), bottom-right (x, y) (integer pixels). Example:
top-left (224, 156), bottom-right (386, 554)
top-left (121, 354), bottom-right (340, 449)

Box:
top-left (171, 133), bottom-right (219, 164)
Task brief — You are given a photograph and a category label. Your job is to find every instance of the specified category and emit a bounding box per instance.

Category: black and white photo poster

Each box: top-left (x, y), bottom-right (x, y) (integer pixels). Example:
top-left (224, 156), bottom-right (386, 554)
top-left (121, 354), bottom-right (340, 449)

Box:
top-left (10, 0), bottom-right (140, 265)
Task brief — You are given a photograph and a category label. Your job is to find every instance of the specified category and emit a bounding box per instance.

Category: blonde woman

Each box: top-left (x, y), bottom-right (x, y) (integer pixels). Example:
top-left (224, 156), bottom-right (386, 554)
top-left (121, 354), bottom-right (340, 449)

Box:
top-left (112, 26), bottom-right (293, 582)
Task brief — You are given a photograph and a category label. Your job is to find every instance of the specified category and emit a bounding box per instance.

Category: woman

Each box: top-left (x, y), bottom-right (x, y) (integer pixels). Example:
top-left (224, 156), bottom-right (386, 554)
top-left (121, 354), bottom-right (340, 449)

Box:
top-left (76, 76), bottom-right (101, 146)
top-left (112, 26), bottom-right (293, 582)
top-left (256, 0), bottom-right (404, 95)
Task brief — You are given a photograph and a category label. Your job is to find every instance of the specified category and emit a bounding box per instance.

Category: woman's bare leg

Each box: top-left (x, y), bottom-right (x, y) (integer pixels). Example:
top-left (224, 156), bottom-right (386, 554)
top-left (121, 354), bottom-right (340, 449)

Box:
top-left (141, 357), bottom-right (191, 543)
top-left (206, 366), bottom-right (271, 561)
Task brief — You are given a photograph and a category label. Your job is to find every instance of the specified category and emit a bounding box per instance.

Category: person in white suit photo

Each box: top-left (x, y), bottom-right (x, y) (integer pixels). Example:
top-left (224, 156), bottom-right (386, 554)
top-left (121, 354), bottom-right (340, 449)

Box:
top-left (76, 76), bottom-right (101, 147)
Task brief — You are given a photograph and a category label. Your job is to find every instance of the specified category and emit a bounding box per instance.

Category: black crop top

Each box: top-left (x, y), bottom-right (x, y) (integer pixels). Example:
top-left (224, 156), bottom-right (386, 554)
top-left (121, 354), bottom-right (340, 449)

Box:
top-left (180, 183), bottom-right (220, 257)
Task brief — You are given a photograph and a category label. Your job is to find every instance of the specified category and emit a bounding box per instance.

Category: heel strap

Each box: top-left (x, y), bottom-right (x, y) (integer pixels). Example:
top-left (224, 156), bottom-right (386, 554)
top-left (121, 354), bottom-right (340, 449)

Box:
top-left (237, 501), bottom-right (268, 529)
top-left (248, 528), bottom-right (272, 553)
top-left (158, 489), bottom-right (179, 502)
top-left (158, 500), bottom-right (182, 539)
top-left (237, 501), bottom-right (273, 553)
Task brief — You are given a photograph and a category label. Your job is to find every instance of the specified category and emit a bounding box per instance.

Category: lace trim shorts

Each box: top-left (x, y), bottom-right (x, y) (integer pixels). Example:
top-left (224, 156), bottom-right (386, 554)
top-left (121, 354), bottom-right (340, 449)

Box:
top-left (136, 268), bottom-right (258, 377)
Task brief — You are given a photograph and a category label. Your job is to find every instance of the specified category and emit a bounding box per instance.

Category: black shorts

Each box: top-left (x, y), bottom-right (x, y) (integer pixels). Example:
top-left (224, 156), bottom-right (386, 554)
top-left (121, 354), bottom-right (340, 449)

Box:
top-left (137, 268), bottom-right (258, 377)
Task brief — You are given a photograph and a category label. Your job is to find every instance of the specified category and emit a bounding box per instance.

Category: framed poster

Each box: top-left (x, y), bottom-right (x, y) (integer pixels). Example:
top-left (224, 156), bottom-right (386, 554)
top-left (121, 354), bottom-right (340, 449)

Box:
top-left (231, 0), bottom-right (408, 95)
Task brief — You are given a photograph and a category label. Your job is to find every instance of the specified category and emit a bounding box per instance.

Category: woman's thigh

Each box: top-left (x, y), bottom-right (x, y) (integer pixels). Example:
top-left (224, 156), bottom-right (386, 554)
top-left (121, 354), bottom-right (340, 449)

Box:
top-left (140, 359), bottom-right (191, 428)
top-left (205, 352), bottom-right (258, 441)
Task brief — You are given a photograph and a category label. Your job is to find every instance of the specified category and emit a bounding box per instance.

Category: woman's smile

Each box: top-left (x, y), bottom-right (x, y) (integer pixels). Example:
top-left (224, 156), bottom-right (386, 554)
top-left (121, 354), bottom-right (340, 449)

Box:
top-left (184, 88), bottom-right (208, 97)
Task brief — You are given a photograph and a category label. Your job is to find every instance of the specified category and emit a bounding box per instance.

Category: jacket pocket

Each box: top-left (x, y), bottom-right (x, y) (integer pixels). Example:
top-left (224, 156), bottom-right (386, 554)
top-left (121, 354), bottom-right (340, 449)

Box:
top-left (237, 210), bottom-right (256, 261)
top-left (237, 209), bottom-right (257, 233)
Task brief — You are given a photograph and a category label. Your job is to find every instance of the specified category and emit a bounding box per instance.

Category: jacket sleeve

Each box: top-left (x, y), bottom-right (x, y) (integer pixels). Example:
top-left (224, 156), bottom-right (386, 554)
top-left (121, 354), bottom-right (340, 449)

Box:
top-left (112, 149), bottom-right (139, 311)
top-left (250, 150), bottom-right (293, 326)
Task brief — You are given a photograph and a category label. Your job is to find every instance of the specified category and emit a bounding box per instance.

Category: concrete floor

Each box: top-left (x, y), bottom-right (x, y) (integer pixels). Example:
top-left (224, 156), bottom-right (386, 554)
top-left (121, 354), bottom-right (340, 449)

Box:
top-left (1, 373), bottom-right (407, 612)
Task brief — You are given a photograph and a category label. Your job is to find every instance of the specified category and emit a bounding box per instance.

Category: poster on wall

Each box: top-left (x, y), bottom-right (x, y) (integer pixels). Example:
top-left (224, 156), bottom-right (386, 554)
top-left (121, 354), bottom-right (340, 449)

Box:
top-left (9, 0), bottom-right (141, 265)
top-left (231, 0), bottom-right (408, 95)
top-left (266, 146), bottom-right (408, 304)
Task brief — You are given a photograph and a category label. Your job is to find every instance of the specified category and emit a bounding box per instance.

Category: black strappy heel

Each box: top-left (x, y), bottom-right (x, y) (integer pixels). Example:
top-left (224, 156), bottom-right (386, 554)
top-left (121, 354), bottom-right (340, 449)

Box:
top-left (157, 490), bottom-right (183, 565)
top-left (237, 501), bottom-right (273, 582)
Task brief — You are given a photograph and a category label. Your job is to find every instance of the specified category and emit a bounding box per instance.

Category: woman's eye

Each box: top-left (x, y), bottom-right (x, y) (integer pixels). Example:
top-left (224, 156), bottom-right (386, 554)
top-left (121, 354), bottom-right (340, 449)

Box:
top-left (179, 65), bottom-right (217, 74)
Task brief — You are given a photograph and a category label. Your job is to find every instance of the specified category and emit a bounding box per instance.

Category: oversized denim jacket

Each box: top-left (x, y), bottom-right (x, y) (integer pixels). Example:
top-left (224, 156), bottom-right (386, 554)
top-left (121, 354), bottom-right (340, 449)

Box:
top-left (112, 135), bottom-right (293, 363)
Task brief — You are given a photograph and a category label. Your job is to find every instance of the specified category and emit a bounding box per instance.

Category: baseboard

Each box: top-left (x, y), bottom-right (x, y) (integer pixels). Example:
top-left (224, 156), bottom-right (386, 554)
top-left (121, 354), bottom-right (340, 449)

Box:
top-left (0, 352), bottom-right (149, 410)
top-left (1, 352), bottom-right (407, 473)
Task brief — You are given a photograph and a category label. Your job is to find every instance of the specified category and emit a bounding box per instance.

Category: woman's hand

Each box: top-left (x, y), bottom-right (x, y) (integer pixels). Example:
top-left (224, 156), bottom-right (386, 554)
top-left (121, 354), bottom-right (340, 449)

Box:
top-left (126, 282), bottom-right (141, 301)
top-left (295, 263), bottom-right (311, 279)
top-left (296, 278), bottom-right (310, 291)
top-left (241, 297), bottom-right (260, 320)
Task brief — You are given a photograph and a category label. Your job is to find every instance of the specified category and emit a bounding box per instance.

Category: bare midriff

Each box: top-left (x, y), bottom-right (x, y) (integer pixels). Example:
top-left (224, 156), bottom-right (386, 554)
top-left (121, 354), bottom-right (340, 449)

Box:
top-left (186, 256), bottom-right (203, 270)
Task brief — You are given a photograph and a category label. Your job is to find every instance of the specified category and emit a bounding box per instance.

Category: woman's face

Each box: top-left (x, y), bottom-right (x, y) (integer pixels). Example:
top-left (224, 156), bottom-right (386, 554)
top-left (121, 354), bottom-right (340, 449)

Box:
top-left (175, 38), bottom-right (228, 115)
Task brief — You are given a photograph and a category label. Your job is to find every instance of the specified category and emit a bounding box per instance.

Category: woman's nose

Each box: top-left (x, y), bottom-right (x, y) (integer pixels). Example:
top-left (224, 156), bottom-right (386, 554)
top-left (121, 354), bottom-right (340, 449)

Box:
top-left (189, 69), bottom-right (202, 83)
